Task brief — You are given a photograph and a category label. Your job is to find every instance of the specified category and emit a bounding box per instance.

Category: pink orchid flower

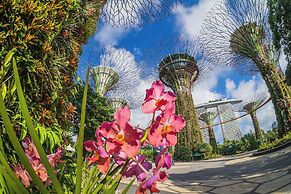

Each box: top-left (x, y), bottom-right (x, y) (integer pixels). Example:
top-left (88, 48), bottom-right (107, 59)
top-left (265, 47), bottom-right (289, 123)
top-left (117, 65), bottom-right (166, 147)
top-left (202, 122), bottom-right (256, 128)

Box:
top-left (47, 147), bottom-right (63, 168)
top-left (136, 169), bottom-right (168, 194)
top-left (13, 164), bottom-right (31, 187)
top-left (123, 155), bottom-right (152, 182)
top-left (84, 139), bottom-right (110, 174)
top-left (155, 149), bottom-right (172, 170)
top-left (142, 81), bottom-right (176, 114)
top-left (148, 112), bottom-right (185, 146)
top-left (22, 137), bottom-right (40, 160)
top-left (98, 107), bottom-right (141, 158)
top-left (31, 159), bottom-right (49, 183)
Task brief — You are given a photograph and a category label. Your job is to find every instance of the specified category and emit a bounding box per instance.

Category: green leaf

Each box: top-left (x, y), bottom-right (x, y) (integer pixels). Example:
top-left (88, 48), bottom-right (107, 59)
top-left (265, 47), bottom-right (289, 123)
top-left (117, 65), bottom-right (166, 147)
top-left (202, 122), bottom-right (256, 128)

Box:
top-left (121, 179), bottom-right (135, 194)
top-left (12, 59), bottom-right (63, 193)
top-left (0, 151), bottom-right (29, 194)
top-left (0, 84), bottom-right (6, 100)
top-left (0, 48), bottom-right (17, 79)
top-left (75, 67), bottom-right (90, 194)
top-left (0, 87), bottom-right (49, 194)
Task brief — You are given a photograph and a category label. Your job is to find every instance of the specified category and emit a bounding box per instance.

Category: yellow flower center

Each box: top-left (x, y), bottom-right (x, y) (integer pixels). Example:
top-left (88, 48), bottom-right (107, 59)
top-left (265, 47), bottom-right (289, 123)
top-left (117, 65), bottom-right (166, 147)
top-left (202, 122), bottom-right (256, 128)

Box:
top-left (155, 98), bottom-right (163, 107)
top-left (116, 133), bottom-right (125, 142)
top-left (162, 124), bottom-right (172, 134)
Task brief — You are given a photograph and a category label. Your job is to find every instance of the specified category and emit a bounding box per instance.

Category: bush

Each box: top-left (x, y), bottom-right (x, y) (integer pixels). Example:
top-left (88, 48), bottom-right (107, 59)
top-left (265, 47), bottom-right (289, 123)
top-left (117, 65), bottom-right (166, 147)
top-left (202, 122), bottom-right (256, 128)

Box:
top-left (218, 140), bottom-right (240, 155)
top-left (259, 131), bottom-right (291, 151)
top-left (193, 143), bottom-right (212, 159)
top-left (139, 146), bottom-right (154, 161)
top-left (238, 133), bottom-right (260, 152)
top-left (174, 146), bottom-right (192, 162)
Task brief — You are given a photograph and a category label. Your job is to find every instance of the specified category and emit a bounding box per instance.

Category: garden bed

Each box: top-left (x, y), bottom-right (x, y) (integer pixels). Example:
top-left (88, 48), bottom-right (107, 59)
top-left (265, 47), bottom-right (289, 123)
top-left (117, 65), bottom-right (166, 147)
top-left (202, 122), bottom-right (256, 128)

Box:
top-left (252, 141), bottom-right (291, 156)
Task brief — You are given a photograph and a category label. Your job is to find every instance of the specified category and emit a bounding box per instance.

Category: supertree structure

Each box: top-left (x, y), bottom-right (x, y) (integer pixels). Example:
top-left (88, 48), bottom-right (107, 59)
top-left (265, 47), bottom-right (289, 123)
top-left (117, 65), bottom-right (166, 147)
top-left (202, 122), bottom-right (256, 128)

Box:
top-left (157, 36), bottom-right (210, 147)
top-left (90, 46), bottom-right (141, 97)
top-left (100, 0), bottom-right (179, 27)
top-left (236, 94), bottom-right (268, 139)
top-left (197, 107), bottom-right (219, 154)
top-left (106, 89), bottom-right (143, 110)
top-left (201, 0), bottom-right (291, 136)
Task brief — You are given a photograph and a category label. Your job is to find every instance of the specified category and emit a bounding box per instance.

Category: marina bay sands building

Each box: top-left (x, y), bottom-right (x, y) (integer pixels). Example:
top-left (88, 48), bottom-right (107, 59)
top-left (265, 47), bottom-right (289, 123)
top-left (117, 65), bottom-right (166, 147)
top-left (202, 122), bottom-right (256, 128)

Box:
top-left (196, 99), bottom-right (243, 142)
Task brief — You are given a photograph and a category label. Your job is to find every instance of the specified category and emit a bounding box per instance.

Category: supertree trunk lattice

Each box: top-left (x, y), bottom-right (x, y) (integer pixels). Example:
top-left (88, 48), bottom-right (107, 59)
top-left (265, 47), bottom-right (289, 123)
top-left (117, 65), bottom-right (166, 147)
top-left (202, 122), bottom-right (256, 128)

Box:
top-left (201, 0), bottom-right (291, 136)
top-left (197, 108), bottom-right (219, 154)
top-left (158, 37), bottom-right (210, 147)
top-left (236, 94), bottom-right (268, 139)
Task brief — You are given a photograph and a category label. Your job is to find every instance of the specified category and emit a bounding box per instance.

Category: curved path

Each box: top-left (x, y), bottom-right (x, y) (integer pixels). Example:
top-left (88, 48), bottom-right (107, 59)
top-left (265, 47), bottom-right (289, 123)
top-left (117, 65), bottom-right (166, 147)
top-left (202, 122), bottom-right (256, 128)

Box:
top-left (120, 146), bottom-right (291, 193)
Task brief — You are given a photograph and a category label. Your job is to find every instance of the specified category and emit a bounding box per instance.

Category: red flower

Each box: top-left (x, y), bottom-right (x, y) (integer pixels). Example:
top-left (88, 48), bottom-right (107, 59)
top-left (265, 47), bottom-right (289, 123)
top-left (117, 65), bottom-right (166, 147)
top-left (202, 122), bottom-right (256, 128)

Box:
top-left (148, 111), bottom-right (185, 146)
top-left (136, 169), bottom-right (168, 194)
top-left (13, 164), bottom-right (31, 187)
top-left (47, 147), bottom-right (63, 168)
top-left (142, 81), bottom-right (176, 114)
top-left (123, 155), bottom-right (152, 182)
top-left (84, 138), bottom-right (110, 174)
top-left (98, 107), bottom-right (141, 158)
top-left (155, 149), bottom-right (172, 170)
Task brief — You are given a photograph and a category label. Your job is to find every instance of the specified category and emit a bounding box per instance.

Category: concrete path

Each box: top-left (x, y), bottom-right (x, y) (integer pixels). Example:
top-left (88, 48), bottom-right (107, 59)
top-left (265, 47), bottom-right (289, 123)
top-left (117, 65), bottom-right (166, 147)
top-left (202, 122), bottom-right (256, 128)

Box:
top-left (119, 146), bottom-right (291, 193)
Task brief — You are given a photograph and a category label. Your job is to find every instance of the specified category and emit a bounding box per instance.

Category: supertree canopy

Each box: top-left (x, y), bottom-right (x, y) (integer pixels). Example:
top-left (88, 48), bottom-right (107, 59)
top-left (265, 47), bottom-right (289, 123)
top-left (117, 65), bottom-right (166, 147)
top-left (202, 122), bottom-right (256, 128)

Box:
top-left (236, 94), bottom-right (268, 139)
top-left (106, 89), bottom-right (143, 110)
top-left (90, 46), bottom-right (140, 97)
top-left (201, 0), bottom-right (291, 136)
top-left (100, 0), bottom-right (179, 27)
top-left (157, 36), bottom-right (210, 147)
top-left (197, 107), bottom-right (219, 154)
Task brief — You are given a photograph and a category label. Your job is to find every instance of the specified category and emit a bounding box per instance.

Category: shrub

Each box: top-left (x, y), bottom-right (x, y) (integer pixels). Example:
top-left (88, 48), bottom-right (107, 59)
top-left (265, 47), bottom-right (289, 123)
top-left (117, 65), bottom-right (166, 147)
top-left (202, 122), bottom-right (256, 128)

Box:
top-left (139, 146), bottom-right (154, 161)
top-left (218, 140), bottom-right (240, 155)
top-left (174, 146), bottom-right (192, 162)
top-left (193, 143), bottom-right (212, 159)
top-left (259, 131), bottom-right (291, 151)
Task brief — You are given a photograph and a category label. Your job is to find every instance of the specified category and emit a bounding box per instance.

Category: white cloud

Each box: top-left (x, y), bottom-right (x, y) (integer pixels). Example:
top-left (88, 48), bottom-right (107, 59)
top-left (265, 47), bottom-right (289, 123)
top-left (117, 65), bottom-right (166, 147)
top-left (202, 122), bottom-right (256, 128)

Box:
top-left (225, 76), bottom-right (276, 133)
top-left (94, 26), bottom-right (128, 45)
top-left (192, 68), bottom-right (227, 104)
top-left (174, 0), bottom-right (218, 37)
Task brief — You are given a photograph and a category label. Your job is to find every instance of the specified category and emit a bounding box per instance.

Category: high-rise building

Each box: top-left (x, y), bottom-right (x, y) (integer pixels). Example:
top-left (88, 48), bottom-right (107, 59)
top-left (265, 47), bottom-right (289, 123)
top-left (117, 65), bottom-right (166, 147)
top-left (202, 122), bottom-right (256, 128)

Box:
top-left (217, 103), bottom-right (242, 141)
top-left (196, 99), bottom-right (242, 142)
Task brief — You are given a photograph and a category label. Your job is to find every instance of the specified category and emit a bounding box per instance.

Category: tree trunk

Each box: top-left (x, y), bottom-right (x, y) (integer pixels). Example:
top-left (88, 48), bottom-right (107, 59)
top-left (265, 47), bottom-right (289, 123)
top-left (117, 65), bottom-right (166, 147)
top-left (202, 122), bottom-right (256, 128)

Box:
top-left (176, 89), bottom-right (202, 148)
top-left (207, 126), bottom-right (218, 154)
top-left (249, 111), bottom-right (262, 139)
top-left (254, 47), bottom-right (291, 137)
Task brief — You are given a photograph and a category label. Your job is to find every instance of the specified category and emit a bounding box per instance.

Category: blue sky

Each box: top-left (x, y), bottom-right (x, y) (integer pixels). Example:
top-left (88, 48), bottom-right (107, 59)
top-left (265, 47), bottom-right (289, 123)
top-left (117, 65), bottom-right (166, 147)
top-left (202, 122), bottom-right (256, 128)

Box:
top-left (78, 0), bottom-right (284, 143)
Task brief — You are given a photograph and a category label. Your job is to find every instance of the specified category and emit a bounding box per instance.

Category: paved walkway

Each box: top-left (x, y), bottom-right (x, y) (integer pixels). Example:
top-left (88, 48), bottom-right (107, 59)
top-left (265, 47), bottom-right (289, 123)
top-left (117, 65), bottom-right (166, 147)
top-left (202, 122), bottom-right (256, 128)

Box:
top-left (120, 146), bottom-right (291, 193)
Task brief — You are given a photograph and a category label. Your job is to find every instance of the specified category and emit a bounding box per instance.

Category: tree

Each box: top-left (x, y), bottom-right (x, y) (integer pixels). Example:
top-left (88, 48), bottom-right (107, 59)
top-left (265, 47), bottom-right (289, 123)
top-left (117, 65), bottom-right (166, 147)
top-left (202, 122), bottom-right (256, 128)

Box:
top-left (201, 0), bottom-right (291, 137)
top-left (268, 0), bottom-right (291, 86)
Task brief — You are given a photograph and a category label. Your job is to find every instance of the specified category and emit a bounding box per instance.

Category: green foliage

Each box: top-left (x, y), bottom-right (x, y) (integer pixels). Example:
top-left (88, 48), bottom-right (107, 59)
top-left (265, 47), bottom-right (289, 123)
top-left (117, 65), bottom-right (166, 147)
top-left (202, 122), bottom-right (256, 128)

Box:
top-left (139, 146), bottom-right (154, 161)
top-left (174, 146), bottom-right (192, 162)
top-left (71, 82), bottom-right (114, 141)
top-left (268, 0), bottom-right (291, 85)
top-left (0, 0), bottom-right (106, 157)
top-left (0, 65), bottom-right (132, 193)
top-left (193, 143), bottom-right (212, 159)
top-left (238, 133), bottom-right (260, 152)
top-left (218, 140), bottom-right (241, 156)
top-left (259, 131), bottom-right (291, 151)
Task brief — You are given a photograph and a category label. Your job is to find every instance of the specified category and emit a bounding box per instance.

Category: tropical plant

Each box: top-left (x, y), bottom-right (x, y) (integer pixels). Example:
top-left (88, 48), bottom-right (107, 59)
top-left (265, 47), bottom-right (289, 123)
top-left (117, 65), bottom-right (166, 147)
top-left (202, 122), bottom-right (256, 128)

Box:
top-left (70, 83), bottom-right (114, 141)
top-left (193, 143), bottom-right (212, 159)
top-left (0, 0), bottom-right (106, 155)
top-left (268, 0), bottom-right (291, 86)
top-left (174, 146), bottom-right (192, 162)
top-left (0, 61), bottom-right (185, 193)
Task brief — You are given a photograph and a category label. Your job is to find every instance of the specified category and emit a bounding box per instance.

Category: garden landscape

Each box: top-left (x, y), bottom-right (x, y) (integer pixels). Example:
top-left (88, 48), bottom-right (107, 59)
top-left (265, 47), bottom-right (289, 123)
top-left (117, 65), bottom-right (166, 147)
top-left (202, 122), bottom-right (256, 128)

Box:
top-left (0, 0), bottom-right (290, 193)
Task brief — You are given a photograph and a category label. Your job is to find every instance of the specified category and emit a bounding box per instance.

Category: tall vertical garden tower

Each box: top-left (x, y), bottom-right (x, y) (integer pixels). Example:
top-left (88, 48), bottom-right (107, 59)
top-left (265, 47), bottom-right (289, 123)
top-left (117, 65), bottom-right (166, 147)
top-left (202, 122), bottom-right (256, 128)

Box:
top-left (158, 53), bottom-right (202, 147)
